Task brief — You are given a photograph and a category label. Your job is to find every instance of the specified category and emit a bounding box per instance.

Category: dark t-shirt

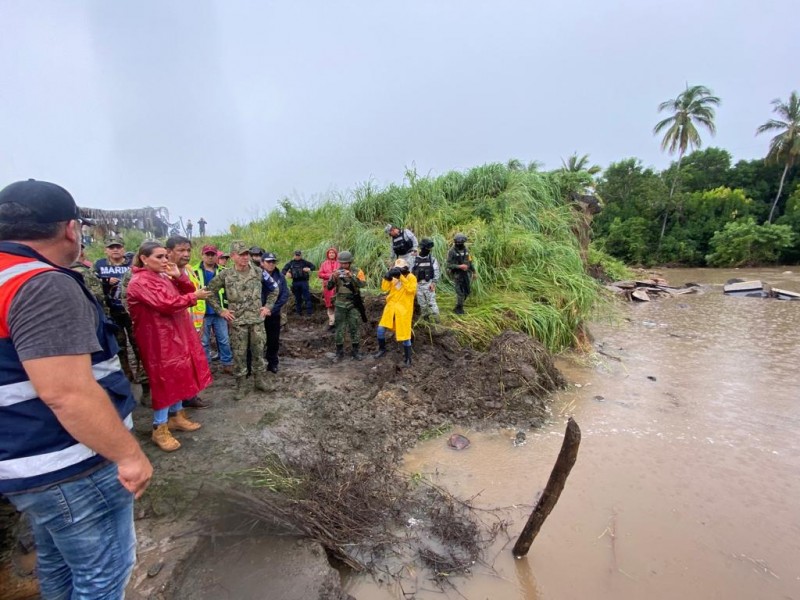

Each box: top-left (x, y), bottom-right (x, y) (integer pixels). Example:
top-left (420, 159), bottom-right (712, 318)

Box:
top-left (8, 271), bottom-right (101, 361)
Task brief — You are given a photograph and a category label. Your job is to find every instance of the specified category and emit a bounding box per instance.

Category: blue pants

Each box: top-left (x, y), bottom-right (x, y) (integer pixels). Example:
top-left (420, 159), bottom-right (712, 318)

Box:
top-left (7, 462), bottom-right (136, 600)
top-left (292, 280), bottom-right (312, 315)
top-left (202, 313), bottom-right (233, 365)
top-left (153, 401), bottom-right (183, 425)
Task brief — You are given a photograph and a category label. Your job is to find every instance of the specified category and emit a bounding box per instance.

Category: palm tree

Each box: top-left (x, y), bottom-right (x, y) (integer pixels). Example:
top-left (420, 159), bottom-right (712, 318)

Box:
top-left (653, 84), bottom-right (721, 240)
top-left (756, 91), bottom-right (800, 223)
top-left (561, 153), bottom-right (601, 175)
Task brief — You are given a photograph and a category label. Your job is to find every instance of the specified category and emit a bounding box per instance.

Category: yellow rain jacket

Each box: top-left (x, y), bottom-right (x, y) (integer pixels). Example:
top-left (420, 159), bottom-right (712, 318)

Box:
top-left (378, 272), bottom-right (417, 342)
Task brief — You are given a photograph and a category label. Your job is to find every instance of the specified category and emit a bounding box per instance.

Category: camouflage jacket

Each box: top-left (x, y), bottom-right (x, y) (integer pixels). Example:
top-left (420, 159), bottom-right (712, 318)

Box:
top-left (206, 262), bottom-right (278, 325)
top-left (120, 268), bottom-right (134, 312)
top-left (327, 267), bottom-right (366, 308)
top-left (71, 262), bottom-right (110, 316)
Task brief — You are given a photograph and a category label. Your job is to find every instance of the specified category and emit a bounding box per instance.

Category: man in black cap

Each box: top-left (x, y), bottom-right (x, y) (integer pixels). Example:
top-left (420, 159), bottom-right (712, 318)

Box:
top-left (94, 236), bottom-right (138, 381)
top-left (260, 252), bottom-right (289, 372)
top-left (249, 246), bottom-right (264, 268)
top-left (281, 250), bottom-right (316, 316)
top-left (0, 179), bottom-right (151, 598)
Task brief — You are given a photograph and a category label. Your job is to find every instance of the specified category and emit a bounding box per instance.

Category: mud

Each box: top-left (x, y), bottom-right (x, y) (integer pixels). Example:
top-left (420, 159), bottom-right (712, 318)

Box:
top-left (125, 299), bottom-right (564, 599)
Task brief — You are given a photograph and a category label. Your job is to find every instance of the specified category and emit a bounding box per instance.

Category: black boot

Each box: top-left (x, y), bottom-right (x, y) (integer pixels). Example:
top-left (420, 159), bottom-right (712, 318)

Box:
top-left (454, 305), bottom-right (465, 315)
top-left (372, 338), bottom-right (387, 359)
top-left (335, 344), bottom-right (345, 361)
top-left (403, 345), bottom-right (412, 367)
top-left (351, 344), bottom-right (363, 361)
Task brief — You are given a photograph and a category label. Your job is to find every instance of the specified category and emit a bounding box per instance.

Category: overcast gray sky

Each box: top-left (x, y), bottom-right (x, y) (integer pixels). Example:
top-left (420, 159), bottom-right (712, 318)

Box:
top-left (1, 1), bottom-right (796, 232)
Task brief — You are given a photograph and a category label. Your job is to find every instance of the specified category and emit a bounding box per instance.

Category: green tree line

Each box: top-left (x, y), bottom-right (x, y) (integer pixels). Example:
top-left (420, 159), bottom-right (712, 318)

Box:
top-left (592, 87), bottom-right (800, 267)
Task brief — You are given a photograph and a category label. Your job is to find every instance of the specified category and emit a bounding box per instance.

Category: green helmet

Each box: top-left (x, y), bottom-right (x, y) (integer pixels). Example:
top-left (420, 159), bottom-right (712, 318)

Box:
top-left (338, 250), bottom-right (353, 262)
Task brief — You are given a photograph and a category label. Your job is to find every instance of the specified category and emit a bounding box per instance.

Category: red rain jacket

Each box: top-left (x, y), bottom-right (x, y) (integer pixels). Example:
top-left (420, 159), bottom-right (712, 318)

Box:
top-left (317, 248), bottom-right (340, 309)
top-left (127, 267), bottom-right (212, 410)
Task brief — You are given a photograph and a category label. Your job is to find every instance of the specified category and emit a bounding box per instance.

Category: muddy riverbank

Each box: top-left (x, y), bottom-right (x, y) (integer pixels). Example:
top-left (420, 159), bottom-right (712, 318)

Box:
top-left (122, 301), bottom-right (564, 599)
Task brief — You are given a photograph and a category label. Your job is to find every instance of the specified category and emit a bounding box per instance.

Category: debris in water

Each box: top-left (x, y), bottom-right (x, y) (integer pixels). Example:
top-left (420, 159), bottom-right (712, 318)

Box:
top-left (447, 434), bottom-right (470, 450)
top-left (513, 431), bottom-right (527, 446)
top-left (647, 376), bottom-right (657, 381)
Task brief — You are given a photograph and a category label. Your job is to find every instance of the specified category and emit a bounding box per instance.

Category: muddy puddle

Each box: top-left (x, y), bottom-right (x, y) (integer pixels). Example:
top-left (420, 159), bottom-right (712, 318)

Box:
top-left (345, 267), bottom-right (800, 599)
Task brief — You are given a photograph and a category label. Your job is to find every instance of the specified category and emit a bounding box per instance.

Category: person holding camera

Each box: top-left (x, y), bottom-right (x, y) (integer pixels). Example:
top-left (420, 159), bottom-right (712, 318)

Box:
top-left (373, 258), bottom-right (417, 366)
top-left (326, 251), bottom-right (366, 360)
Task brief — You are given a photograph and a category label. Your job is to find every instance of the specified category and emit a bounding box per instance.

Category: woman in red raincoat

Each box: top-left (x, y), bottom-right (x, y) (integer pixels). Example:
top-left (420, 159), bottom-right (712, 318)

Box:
top-left (127, 241), bottom-right (213, 452)
top-left (317, 247), bottom-right (339, 329)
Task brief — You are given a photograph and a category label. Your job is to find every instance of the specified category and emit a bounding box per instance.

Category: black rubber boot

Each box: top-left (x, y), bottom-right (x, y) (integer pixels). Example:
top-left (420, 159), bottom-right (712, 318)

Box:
top-left (351, 344), bottom-right (363, 361)
top-left (403, 345), bottom-right (412, 367)
top-left (335, 344), bottom-right (345, 361)
top-left (454, 305), bottom-right (465, 315)
top-left (372, 338), bottom-right (387, 359)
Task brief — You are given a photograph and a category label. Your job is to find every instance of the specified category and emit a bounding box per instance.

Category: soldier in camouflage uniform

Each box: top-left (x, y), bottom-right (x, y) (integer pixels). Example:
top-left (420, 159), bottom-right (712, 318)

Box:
top-left (206, 241), bottom-right (278, 400)
top-left (120, 259), bottom-right (151, 405)
top-left (326, 251), bottom-right (367, 360)
top-left (70, 247), bottom-right (107, 313)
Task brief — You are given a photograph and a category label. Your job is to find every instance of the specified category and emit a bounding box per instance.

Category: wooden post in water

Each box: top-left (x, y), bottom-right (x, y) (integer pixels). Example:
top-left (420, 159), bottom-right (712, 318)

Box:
top-left (513, 417), bottom-right (581, 558)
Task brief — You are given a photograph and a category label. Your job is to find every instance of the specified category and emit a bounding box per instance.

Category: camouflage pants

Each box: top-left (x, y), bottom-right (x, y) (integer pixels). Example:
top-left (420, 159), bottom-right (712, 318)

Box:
top-left (334, 305), bottom-right (361, 346)
top-left (230, 322), bottom-right (266, 378)
top-left (112, 312), bottom-right (141, 382)
top-left (416, 282), bottom-right (439, 317)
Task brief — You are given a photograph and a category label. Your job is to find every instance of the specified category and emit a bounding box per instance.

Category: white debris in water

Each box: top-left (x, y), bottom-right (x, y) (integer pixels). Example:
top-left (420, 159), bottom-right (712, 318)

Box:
top-left (406, 517), bottom-right (422, 528)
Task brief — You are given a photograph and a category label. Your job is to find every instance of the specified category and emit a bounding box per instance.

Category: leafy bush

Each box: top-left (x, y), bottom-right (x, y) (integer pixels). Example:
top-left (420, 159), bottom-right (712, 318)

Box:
top-left (705, 218), bottom-right (795, 267)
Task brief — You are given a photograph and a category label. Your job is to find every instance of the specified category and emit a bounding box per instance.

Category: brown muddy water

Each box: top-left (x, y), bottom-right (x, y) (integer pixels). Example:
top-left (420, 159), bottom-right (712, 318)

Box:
top-left (345, 268), bottom-right (800, 600)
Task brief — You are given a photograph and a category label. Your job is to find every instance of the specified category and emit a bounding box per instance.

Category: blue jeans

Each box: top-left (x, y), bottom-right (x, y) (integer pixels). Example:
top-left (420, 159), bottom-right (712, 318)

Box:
top-left (153, 401), bottom-right (183, 425)
top-left (202, 313), bottom-right (233, 365)
top-left (7, 462), bottom-right (136, 600)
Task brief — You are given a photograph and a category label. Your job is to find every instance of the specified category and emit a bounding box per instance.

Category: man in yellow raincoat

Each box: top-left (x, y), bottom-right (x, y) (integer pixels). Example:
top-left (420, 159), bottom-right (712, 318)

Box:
top-left (373, 258), bottom-right (417, 366)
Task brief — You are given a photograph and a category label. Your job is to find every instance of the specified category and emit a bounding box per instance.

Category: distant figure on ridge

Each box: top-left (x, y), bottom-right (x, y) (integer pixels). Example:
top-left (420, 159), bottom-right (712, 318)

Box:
top-left (198, 217), bottom-right (207, 237)
top-left (185, 219), bottom-right (193, 239)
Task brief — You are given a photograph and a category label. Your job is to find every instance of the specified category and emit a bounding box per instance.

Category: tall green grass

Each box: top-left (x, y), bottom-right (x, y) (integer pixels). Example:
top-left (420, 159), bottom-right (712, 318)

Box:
top-left (98, 164), bottom-right (608, 352)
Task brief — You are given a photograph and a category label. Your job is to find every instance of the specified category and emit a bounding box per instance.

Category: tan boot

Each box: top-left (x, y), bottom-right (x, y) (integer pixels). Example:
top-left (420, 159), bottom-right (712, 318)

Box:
top-left (168, 409), bottom-right (202, 432)
top-left (254, 374), bottom-right (268, 392)
top-left (152, 423), bottom-right (181, 452)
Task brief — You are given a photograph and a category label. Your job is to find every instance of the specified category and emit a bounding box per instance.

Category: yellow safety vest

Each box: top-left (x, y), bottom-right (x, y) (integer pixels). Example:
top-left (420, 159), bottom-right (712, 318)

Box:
top-left (185, 266), bottom-right (205, 332)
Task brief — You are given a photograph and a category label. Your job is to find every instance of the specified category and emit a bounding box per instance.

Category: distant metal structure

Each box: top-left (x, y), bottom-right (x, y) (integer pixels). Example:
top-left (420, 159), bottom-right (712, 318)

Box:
top-left (79, 206), bottom-right (172, 240)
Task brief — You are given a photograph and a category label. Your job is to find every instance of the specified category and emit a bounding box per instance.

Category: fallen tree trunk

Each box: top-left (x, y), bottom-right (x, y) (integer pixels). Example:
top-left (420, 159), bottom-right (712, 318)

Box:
top-left (512, 417), bottom-right (581, 558)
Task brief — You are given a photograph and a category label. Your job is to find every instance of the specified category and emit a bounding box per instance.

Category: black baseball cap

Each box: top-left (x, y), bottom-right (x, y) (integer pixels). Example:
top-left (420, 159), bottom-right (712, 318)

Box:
top-left (249, 246), bottom-right (264, 255)
top-left (294, 249), bottom-right (302, 255)
top-left (0, 179), bottom-right (92, 224)
top-left (262, 252), bottom-right (277, 262)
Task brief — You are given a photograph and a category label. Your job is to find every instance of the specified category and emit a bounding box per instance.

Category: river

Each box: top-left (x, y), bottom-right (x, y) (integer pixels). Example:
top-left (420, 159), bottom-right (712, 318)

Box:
top-left (345, 268), bottom-right (800, 600)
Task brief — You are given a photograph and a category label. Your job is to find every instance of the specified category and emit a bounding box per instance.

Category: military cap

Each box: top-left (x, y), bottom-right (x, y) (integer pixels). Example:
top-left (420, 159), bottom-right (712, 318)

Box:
top-left (105, 236), bottom-right (124, 247)
top-left (230, 240), bottom-right (249, 254)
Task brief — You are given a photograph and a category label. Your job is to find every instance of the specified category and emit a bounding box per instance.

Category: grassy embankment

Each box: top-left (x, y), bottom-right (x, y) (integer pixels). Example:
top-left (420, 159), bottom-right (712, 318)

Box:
top-left (92, 164), bottom-right (627, 352)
